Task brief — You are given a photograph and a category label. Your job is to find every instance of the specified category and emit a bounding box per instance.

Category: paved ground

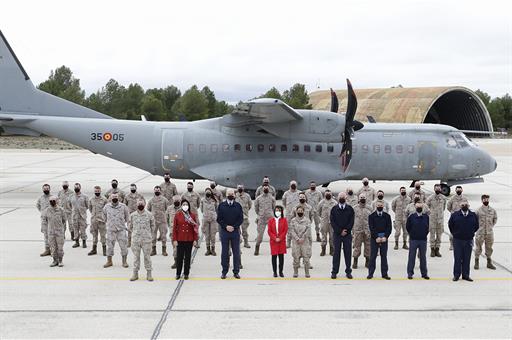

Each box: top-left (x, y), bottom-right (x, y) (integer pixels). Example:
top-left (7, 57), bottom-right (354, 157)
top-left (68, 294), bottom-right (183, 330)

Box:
top-left (0, 139), bottom-right (511, 339)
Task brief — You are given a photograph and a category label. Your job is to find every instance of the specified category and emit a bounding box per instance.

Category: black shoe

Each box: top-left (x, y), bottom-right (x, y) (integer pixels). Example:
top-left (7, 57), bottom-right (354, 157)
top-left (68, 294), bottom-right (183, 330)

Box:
top-left (408, 276), bottom-right (413, 280)
top-left (331, 274), bottom-right (337, 279)
top-left (184, 275), bottom-right (189, 280)
top-left (422, 276), bottom-right (430, 280)
top-left (279, 272), bottom-right (284, 278)
top-left (462, 277), bottom-right (473, 282)
top-left (273, 272), bottom-right (278, 278)
top-left (453, 277), bottom-right (459, 281)
top-left (367, 275), bottom-right (373, 280)
top-left (382, 275), bottom-right (391, 280)
top-left (234, 273), bottom-right (241, 279)
top-left (175, 275), bottom-right (181, 280)
top-left (346, 273), bottom-right (353, 279)
top-left (221, 274), bottom-right (227, 279)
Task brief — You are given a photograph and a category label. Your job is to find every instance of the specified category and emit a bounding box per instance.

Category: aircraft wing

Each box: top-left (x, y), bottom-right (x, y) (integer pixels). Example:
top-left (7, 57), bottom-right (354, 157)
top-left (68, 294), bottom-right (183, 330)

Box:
top-left (222, 98), bottom-right (303, 127)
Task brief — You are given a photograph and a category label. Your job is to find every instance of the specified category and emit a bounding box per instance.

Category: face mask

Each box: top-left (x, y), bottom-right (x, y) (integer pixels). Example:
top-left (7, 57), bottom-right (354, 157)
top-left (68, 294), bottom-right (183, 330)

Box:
top-left (299, 198), bottom-right (306, 204)
top-left (95, 192), bottom-right (100, 197)
top-left (290, 184), bottom-right (296, 190)
top-left (400, 191), bottom-right (406, 196)
top-left (376, 207), bottom-right (384, 212)
top-left (206, 193), bottom-right (212, 198)
top-left (210, 184), bottom-right (216, 189)
top-left (297, 213), bottom-right (304, 217)
top-left (483, 201), bottom-right (489, 206)
top-left (74, 188), bottom-right (80, 193)
top-left (275, 211), bottom-right (281, 218)
top-left (155, 191), bottom-right (161, 196)
top-left (227, 195), bottom-right (235, 201)
top-left (112, 183), bottom-right (118, 189)
top-left (348, 191), bottom-right (353, 195)
top-left (339, 198), bottom-right (346, 204)
top-left (137, 205), bottom-right (144, 211)
top-left (456, 191), bottom-right (462, 195)
top-left (378, 195), bottom-right (384, 200)
top-left (310, 186), bottom-right (316, 191)
top-left (461, 206), bottom-right (468, 212)
top-left (164, 177), bottom-right (170, 182)
top-left (62, 185), bottom-right (68, 190)
top-left (414, 198), bottom-right (420, 203)
top-left (130, 189), bottom-right (136, 193)
top-left (416, 207), bottom-right (423, 213)
top-left (43, 190), bottom-right (50, 195)
top-left (363, 182), bottom-right (368, 186)
top-left (187, 187), bottom-right (193, 192)
top-left (174, 202), bottom-right (180, 207)
top-left (238, 188), bottom-right (243, 193)
top-left (182, 205), bottom-right (189, 212)
top-left (435, 189), bottom-right (441, 194)
top-left (50, 201), bottom-right (56, 207)
top-left (326, 194), bottom-right (332, 200)
top-left (263, 189), bottom-right (269, 194)
top-left (360, 199), bottom-right (366, 204)
top-left (112, 198), bottom-right (119, 204)
top-left (415, 186), bottom-right (420, 190)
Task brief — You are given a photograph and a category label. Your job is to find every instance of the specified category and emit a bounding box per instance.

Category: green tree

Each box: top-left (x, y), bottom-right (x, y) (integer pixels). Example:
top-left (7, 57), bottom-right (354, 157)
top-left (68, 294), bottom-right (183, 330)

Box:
top-left (282, 83), bottom-right (312, 109)
top-left (201, 86), bottom-right (217, 116)
top-left (488, 94), bottom-right (512, 129)
top-left (37, 65), bottom-right (85, 104)
top-left (475, 89), bottom-right (491, 106)
top-left (141, 94), bottom-right (164, 121)
top-left (171, 85), bottom-right (209, 121)
top-left (123, 83), bottom-right (145, 119)
top-left (161, 86), bottom-right (181, 119)
top-left (260, 87), bottom-right (282, 100)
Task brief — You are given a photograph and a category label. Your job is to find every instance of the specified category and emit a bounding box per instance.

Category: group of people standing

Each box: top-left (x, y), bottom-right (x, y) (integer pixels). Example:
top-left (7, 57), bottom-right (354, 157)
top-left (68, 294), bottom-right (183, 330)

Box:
top-left (36, 175), bottom-right (498, 282)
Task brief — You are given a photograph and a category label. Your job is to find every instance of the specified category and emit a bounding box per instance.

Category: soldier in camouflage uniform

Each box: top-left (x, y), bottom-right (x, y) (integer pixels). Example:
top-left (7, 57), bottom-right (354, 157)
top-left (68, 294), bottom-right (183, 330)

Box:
top-left (291, 193), bottom-right (314, 269)
top-left (181, 182), bottom-right (201, 215)
top-left (88, 186), bottom-right (108, 256)
top-left (123, 183), bottom-right (145, 247)
top-left (208, 182), bottom-right (224, 202)
top-left (255, 176), bottom-right (276, 197)
top-left (70, 183), bottom-right (89, 249)
top-left (357, 177), bottom-right (376, 201)
top-left (105, 179), bottom-right (126, 202)
top-left (160, 173), bottom-right (178, 202)
top-left (406, 194), bottom-right (430, 218)
top-left (166, 195), bottom-right (181, 269)
top-left (43, 196), bottom-right (66, 267)
top-left (306, 181), bottom-right (323, 242)
top-left (235, 184), bottom-right (252, 248)
top-left (129, 199), bottom-right (156, 282)
top-left (317, 189), bottom-right (336, 256)
top-left (346, 188), bottom-right (358, 207)
top-left (201, 188), bottom-right (219, 256)
top-left (426, 184), bottom-right (447, 257)
top-left (372, 190), bottom-right (390, 213)
top-left (290, 207), bottom-right (312, 278)
top-left (36, 184), bottom-right (52, 256)
top-left (254, 184), bottom-right (276, 255)
top-left (408, 181), bottom-right (426, 202)
top-left (147, 186), bottom-right (169, 256)
top-left (352, 194), bottom-right (372, 269)
top-left (446, 186), bottom-right (466, 250)
top-left (103, 193), bottom-right (130, 268)
top-left (391, 187), bottom-right (412, 250)
top-left (282, 180), bottom-right (300, 247)
top-left (57, 181), bottom-right (73, 239)
top-left (475, 194), bottom-right (498, 270)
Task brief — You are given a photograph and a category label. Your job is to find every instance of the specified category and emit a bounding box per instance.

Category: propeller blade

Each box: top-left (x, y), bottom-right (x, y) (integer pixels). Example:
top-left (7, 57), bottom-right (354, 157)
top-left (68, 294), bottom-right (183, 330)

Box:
top-left (345, 79), bottom-right (358, 124)
top-left (340, 135), bottom-right (352, 172)
top-left (330, 88), bottom-right (339, 113)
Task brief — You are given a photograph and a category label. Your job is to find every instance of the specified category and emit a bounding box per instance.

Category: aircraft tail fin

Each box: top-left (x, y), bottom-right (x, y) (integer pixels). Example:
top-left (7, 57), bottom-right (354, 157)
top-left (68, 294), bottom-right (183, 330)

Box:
top-left (0, 30), bottom-right (112, 123)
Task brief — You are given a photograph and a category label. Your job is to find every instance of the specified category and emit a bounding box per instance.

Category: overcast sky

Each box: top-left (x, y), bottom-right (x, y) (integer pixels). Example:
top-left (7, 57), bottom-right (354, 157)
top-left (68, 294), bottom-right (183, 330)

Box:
top-left (1, 0), bottom-right (511, 101)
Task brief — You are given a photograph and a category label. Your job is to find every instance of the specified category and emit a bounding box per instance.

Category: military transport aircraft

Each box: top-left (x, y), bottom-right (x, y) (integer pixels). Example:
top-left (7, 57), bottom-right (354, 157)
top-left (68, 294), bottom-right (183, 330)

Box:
top-left (0, 31), bottom-right (497, 197)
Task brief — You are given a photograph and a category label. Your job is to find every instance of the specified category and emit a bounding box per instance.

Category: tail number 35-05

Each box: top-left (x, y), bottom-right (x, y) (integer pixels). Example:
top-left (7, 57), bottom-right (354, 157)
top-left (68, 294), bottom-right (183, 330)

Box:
top-left (90, 132), bottom-right (124, 142)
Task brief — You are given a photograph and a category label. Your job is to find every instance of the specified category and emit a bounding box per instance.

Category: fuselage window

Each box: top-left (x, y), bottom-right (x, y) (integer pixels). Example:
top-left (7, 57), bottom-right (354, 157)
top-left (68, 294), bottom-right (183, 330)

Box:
top-left (281, 144), bottom-right (288, 152)
top-left (246, 144), bottom-right (253, 152)
top-left (292, 144), bottom-right (299, 152)
top-left (187, 144), bottom-right (194, 152)
top-left (269, 144), bottom-right (276, 152)
top-left (304, 145), bottom-right (311, 152)
top-left (407, 145), bottom-right (415, 153)
top-left (199, 144), bottom-right (206, 153)
top-left (446, 137), bottom-right (458, 148)
top-left (396, 145), bottom-right (403, 153)
top-left (327, 145), bottom-right (334, 153)
top-left (373, 145), bottom-right (380, 153)
top-left (257, 144), bottom-right (264, 152)
top-left (385, 145), bottom-right (392, 154)
top-left (211, 144), bottom-right (218, 153)
top-left (315, 145), bottom-right (322, 152)
top-left (223, 144), bottom-right (230, 152)
top-left (362, 145), bottom-right (368, 153)
top-left (234, 144), bottom-right (241, 152)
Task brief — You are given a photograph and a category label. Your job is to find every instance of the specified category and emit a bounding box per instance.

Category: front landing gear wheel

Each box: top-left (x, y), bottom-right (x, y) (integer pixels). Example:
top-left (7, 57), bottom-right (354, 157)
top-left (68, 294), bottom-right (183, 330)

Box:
top-left (440, 183), bottom-right (450, 196)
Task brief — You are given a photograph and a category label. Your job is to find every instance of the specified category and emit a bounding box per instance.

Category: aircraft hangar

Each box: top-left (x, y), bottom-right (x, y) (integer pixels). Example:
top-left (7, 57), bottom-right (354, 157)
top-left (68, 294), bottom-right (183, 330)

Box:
top-left (308, 86), bottom-right (493, 134)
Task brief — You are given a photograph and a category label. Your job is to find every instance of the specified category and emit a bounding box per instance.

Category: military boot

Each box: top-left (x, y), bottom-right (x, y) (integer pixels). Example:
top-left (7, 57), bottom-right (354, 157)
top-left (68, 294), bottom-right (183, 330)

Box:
top-left (72, 240), bottom-right (80, 248)
top-left (102, 244), bottom-right (107, 256)
top-left (305, 265), bottom-right (311, 278)
top-left (58, 257), bottom-right (64, 267)
top-left (40, 247), bottom-right (51, 257)
top-left (316, 232), bottom-right (321, 242)
top-left (71, 230), bottom-right (75, 240)
top-left (103, 256), bottom-right (113, 268)
top-left (435, 248), bottom-right (442, 257)
top-left (82, 240), bottom-right (87, 248)
top-left (50, 258), bottom-right (59, 267)
top-left (403, 241), bottom-right (409, 250)
top-left (162, 246), bottom-right (168, 256)
top-left (88, 245), bottom-right (97, 256)
top-left (293, 267), bottom-right (299, 278)
top-left (147, 270), bottom-right (154, 281)
top-left (474, 257), bottom-right (479, 270)
top-left (130, 271), bottom-right (139, 281)
top-left (122, 255), bottom-right (129, 268)
top-left (364, 257), bottom-right (369, 268)
top-left (205, 246), bottom-right (211, 256)
top-left (210, 246), bottom-right (217, 256)
top-left (320, 245), bottom-right (326, 256)
top-left (254, 244), bottom-right (260, 256)
top-left (244, 239), bottom-right (251, 248)
top-left (329, 245), bottom-right (334, 256)
top-left (487, 258), bottom-right (496, 270)
top-left (394, 241), bottom-right (399, 250)
top-left (150, 246), bottom-right (156, 256)
top-left (352, 257), bottom-right (358, 269)
top-left (430, 247), bottom-right (435, 257)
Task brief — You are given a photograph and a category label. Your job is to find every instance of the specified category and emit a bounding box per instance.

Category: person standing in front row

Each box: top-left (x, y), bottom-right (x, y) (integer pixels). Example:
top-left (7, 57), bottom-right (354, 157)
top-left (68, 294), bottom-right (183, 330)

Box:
top-left (330, 192), bottom-right (354, 279)
top-left (217, 189), bottom-right (244, 279)
top-left (172, 199), bottom-right (199, 280)
top-left (267, 205), bottom-right (288, 277)
top-left (406, 202), bottom-right (430, 280)
top-left (367, 202), bottom-right (392, 280)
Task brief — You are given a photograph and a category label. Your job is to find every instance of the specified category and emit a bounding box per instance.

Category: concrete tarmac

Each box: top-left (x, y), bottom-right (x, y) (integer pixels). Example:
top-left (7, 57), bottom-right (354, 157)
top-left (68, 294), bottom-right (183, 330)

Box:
top-left (0, 139), bottom-right (511, 339)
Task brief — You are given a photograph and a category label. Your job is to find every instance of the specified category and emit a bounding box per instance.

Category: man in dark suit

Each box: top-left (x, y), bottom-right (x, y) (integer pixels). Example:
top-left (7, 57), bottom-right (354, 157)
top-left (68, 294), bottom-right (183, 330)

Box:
top-left (330, 192), bottom-right (354, 279)
top-left (368, 201), bottom-right (392, 279)
top-left (406, 202), bottom-right (430, 280)
top-left (216, 189), bottom-right (244, 279)
top-left (448, 200), bottom-right (479, 282)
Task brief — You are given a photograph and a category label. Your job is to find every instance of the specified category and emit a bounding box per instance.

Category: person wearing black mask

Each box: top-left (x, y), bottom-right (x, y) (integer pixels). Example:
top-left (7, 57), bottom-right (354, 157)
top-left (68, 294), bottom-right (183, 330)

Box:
top-left (306, 181), bottom-right (323, 242)
top-left (408, 181), bottom-right (426, 203)
top-left (181, 182), bottom-right (201, 215)
top-left (406, 202), bottom-right (430, 279)
top-left (317, 189), bottom-right (337, 256)
top-left (329, 192), bottom-right (355, 279)
top-left (103, 193), bottom-right (131, 268)
top-left (235, 184), bottom-right (252, 248)
top-left (372, 190), bottom-right (390, 213)
top-left (426, 184), bottom-right (447, 258)
top-left (475, 195), bottom-right (498, 270)
top-left (352, 194), bottom-right (372, 269)
top-left (70, 183), bottom-right (89, 249)
top-left (391, 186), bottom-right (412, 250)
top-left (43, 195), bottom-right (67, 267)
top-left (447, 186), bottom-right (466, 251)
top-left (37, 184), bottom-right (52, 256)
top-left (147, 186), bottom-right (170, 256)
top-left (282, 180), bottom-right (300, 247)
top-left (449, 200), bottom-right (479, 281)
top-left (357, 177), bottom-right (375, 201)
top-left (88, 186), bottom-right (108, 256)
top-left (368, 201), bottom-right (392, 279)
top-left (166, 196), bottom-right (182, 269)
top-left (105, 179), bottom-right (126, 202)
top-left (129, 199), bottom-right (156, 282)
top-left (292, 193), bottom-right (314, 269)
top-left (346, 187), bottom-right (358, 206)
top-left (201, 188), bottom-right (219, 256)
top-left (123, 184), bottom-right (145, 247)
top-left (160, 172), bottom-right (178, 202)
top-left (254, 185), bottom-right (276, 255)
top-left (58, 180), bottom-right (73, 240)
top-left (209, 182), bottom-right (224, 202)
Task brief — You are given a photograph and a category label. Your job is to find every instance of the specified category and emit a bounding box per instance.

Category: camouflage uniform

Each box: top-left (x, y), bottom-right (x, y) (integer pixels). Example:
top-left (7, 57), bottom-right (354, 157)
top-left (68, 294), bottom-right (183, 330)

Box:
top-left (391, 194), bottom-right (412, 243)
top-left (255, 184), bottom-right (276, 197)
top-left (210, 187), bottom-right (223, 202)
top-left (447, 193), bottom-right (467, 250)
top-left (371, 198), bottom-right (390, 213)
top-left (123, 192), bottom-right (145, 247)
top-left (36, 194), bottom-right (51, 248)
top-left (70, 193), bottom-right (89, 240)
top-left (426, 193), bottom-right (446, 249)
top-left (282, 190), bottom-right (300, 245)
top-left (346, 194), bottom-right (358, 207)
top-left (129, 210), bottom-right (156, 272)
top-left (352, 203), bottom-right (372, 259)
top-left (408, 188), bottom-right (426, 202)
top-left (254, 192), bottom-right (276, 245)
top-left (475, 205), bottom-right (497, 259)
top-left (105, 188), bottom-right (126, 202)
top-left (160, 181), bottom-right (178, 202)
top-left (357, 186), bottom-right (376, 201)
top-left (88, 195), bottom-right (108, 246)
top-left (103, 202), bottom-right (130, 256)
top-left (57, 189), bottom-right (73, 236)
top-left (166, 197), bottom-right (181, 260)
top-left (406, 201), bottom-right (430, 217)
top-left (235, 191), bottom-right (252, 245)
top-left (290, 216), bottom-right (312, 276)
top-left (305, 189), bottom-right (323, 235)
top-left (147, 195), bottom-right (169, 247)
top-left (181, 191), bottom-right (201, 214)
top-left (43, 205), bottom-right (66, 263)
top-left (200, 197), bottom-right (218, 248)
top-left (317, 198), bottom-right (337, 248)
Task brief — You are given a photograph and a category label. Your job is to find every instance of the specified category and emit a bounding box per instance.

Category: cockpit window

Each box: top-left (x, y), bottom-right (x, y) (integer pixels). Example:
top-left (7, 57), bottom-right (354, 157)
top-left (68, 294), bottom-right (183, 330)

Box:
top-left (446, 132), bottom-right (471, 148)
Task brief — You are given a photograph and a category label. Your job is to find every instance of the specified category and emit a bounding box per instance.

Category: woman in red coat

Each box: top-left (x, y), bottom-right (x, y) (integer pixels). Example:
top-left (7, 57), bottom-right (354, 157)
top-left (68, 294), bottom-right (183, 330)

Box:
top-left (267, 205), bottom-right (288, 277)
top-left (172, 199), bottom-right (199, 280)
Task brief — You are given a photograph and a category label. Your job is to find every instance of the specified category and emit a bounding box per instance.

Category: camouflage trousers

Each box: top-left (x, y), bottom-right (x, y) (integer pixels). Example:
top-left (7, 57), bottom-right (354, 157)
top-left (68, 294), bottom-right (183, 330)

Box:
top-left (256, 215), bottom-right (271, 245)
top-left (40, 219), bottom-right (49, 248)
top-left (132, 240), bottom-right (152, 271)
top-left (394, 219), bottom-right (408, 243)
top-left (313, 213), bottom-right (320, 234)
top-left (285, 214), bottom-right (293, 245)
top-left (107, 229), bottom-right (128, 256)
top-left (320, 222), bottom-right (333, 248)
top-left (202, 220), bottom-right (218, 247)
top-left (292, 242), bottom-right (311, 269)
top-left (353, 230), bottom-right (370, 258)
top-left (152, 222), bottom-right (168, 246)
top-left (72, 216), bottom-right (87, 240)
top-left (429, 221), bottom-right (444, 248)
top-left (64, 212), bottom-right (72, 235)
top-left (90, 220), bottom-right (106, 245)
top-left (48, 232), bottom-right (64, 260)
top-left (475, 232), bottom-right (494, 259)
top-left (240, 217), bottom-right (249, 242)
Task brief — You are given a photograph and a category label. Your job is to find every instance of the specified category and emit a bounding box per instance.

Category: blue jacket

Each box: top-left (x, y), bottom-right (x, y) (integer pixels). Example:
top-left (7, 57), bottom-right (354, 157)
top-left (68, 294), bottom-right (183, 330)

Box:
top-left (330, 204), bottom-right (354, 235)
top-left (368, 211), bottom-right (392, 239)
top-left (448, 210), bottom-right (479, 240)
top-left (406, 213), bottom-right (430, 241)
top-left (216, 200), bottom-right (244, 232)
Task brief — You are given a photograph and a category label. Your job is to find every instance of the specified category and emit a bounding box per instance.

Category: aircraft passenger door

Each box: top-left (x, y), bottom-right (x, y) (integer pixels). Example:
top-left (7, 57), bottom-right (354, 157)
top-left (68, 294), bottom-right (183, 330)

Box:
top-left (161, 129), bottom-right (184, 172)
top-left (416, 141), bottom-right (438, 175)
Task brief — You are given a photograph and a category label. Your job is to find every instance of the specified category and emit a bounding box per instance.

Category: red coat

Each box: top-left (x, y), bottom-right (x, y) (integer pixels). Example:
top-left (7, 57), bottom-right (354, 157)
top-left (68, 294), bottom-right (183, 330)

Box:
top-left (172, 210), bottom-right (199, 242)
top-left (267, 217), bottom-right (288, 255)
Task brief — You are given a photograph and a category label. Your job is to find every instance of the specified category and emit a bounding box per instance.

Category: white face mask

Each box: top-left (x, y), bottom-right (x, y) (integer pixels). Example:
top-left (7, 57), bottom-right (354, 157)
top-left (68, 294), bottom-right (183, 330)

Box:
top-left (275, 211), bottom-right (281, 218)
top-left (182, 205), bottom-right (189, 212)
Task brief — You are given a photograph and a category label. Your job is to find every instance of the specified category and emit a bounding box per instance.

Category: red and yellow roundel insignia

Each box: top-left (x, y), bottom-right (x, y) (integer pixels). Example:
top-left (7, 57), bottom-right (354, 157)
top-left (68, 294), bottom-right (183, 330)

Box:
top-left (103, 132), bottom-right (112, 141)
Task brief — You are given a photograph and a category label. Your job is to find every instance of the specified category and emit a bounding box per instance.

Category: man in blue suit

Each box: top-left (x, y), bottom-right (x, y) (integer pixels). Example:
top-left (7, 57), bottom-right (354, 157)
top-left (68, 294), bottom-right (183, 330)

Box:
top-left (330, 192), bottom-right (355, 279)
top-left (449, 200), bottom-right (479, 282)
top-left (368, 201), bottom-right (392, 280)
top-left (217, 188), bottom-right (244, 279)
